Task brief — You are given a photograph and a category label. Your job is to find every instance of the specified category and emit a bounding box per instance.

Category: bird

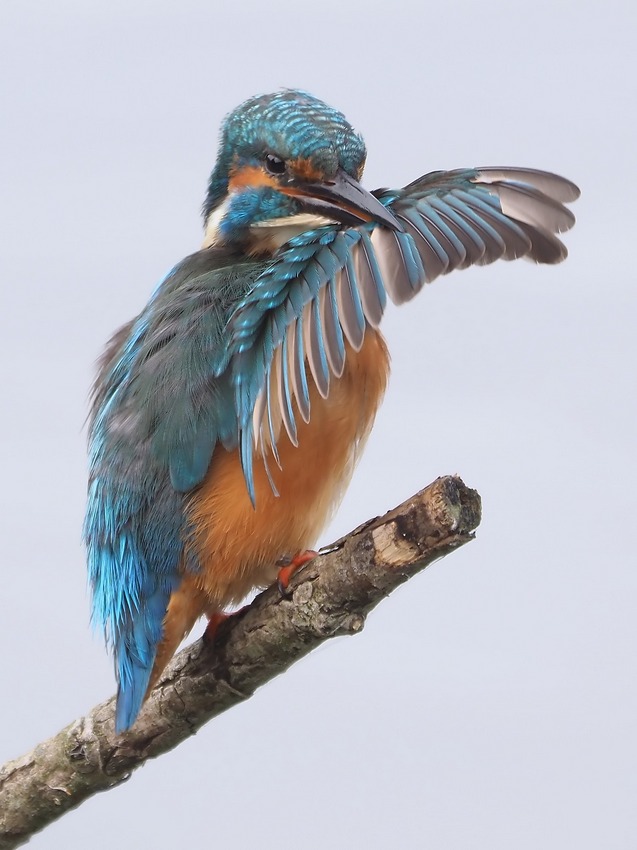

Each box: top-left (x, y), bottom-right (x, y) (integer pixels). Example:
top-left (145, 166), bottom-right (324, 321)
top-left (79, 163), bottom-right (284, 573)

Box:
top-left (85, 89), bottom-right (579, 732)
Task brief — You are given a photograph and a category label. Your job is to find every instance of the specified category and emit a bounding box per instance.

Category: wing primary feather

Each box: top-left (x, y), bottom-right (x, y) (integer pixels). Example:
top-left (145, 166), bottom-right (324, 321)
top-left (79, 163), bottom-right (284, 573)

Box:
top-left (336, 257), bottom-right (366, 351)
top-left (475, 167), bottom-right (581, 203)
top-left (492, 181), bottom-right (576, 233)
top-left (369, 228), bottom-right (415, 304)
top-left (261, 368), bottom-right (281, 497)
top-left (357, 231), bottom-right (387, 326)
top-left (278, 334), bottom-right (298, 447)
top-left (252, 386), bottom-right (267, 449)
top-left (451, 188), bottom-right (532, 259)
top-left (289, 316), bottom-right (311, 424)
top-left (396, 210), bottom-right (449, 283)
top-left (257, 422), bottom-right (266, 467)
top-left (239, 419), bottom-right (256, 508)
top-left (261, 442), bottom-right (279, 497)
top-left (304, 300), bottom-right (330, 399)
top-left (516, 221), bottom-right (568, 263)
top-left (426, 196), bottom-right (486, 264)
top-left (396, 230), bottom-right (426, 289)
top-left (266, 354), bottom-right (283, 467)
top-left (445, 193), bottom-right (506, 263)
top-left (320, 280), bottom-right (346, 378)
top-left (261, 381), bottom-right (281, 495)
top-left (413, 202), bottom-right (468, 269)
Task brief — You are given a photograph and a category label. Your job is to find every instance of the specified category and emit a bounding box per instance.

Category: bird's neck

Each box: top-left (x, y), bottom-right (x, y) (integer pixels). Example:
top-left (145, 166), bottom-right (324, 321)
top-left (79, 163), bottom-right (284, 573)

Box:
top-left (202, 198), bottom-right (334, 256)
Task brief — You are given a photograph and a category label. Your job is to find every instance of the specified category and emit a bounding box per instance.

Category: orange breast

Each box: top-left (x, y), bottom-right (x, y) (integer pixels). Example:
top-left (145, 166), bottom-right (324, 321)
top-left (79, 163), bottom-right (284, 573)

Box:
top-left (186, 328), bottom-right (390, 609)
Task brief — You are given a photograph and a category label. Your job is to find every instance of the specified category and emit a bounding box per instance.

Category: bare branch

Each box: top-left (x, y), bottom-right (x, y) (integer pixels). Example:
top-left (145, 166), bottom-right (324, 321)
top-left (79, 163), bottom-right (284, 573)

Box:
top-left (0, 475), bottom-right (481, 849)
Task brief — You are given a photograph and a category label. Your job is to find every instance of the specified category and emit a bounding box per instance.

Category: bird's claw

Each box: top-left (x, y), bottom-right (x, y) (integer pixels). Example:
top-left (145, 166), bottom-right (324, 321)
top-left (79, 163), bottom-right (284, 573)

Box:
top-left (276, 549), bottom-right (318, 597)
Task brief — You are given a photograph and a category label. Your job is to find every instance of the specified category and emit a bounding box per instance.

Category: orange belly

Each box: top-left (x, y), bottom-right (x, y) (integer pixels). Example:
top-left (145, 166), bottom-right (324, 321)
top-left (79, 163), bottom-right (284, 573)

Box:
top-left (150, 328), bottom-right (390, 690)
top-left (187, 327), bottom-right (390, 606)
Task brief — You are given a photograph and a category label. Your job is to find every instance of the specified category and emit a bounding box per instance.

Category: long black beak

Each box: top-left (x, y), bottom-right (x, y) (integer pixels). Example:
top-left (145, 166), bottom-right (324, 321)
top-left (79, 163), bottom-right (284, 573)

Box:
top-left (287, 169), bottom-right (403, 232)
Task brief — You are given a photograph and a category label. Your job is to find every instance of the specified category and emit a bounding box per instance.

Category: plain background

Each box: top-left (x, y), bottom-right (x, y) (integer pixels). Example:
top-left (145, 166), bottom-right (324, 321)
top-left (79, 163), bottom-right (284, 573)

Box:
top-left (1, 1), bottom-right (635, 847)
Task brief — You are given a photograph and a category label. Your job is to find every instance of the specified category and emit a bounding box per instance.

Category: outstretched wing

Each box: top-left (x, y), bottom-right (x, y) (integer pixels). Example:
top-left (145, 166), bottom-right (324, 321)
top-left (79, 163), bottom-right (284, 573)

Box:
top-left (85, 247), bottom-right (265, 731)
top-left (224, 167), bottom-right (579, 501)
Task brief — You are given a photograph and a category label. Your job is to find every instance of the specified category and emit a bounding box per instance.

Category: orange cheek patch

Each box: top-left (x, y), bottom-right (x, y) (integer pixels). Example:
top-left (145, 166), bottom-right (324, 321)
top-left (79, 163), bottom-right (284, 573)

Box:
top-left (229, 165), bottom-right (279, 191)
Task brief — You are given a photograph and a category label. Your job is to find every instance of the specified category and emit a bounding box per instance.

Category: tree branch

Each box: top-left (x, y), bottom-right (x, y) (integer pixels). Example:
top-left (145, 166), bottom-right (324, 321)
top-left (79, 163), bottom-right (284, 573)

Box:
top-left (0, 475), bottom-right (481, 849)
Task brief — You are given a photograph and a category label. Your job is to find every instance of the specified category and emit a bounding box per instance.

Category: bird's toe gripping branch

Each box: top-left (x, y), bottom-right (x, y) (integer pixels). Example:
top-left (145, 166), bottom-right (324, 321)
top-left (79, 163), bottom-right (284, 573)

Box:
top-left (276, 550), bottom-right (319, 596)
top-left (203, 611), bottom-right (232, 644)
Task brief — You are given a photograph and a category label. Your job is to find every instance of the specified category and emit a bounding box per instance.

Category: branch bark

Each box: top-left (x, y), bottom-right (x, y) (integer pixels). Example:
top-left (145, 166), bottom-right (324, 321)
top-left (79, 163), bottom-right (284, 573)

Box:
top-left (0, 475), bottom-right (481, 849)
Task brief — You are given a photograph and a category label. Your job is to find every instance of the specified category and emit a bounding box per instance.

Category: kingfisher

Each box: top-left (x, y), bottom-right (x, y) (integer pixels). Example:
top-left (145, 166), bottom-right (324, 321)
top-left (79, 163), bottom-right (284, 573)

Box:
top-left (85, 89), bottom-right (579, 732)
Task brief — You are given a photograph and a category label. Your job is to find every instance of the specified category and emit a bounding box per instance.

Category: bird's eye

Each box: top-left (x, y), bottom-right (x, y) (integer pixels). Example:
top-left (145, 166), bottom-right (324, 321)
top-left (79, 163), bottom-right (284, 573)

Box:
top-left (264, 153), bottom-right (286, 176)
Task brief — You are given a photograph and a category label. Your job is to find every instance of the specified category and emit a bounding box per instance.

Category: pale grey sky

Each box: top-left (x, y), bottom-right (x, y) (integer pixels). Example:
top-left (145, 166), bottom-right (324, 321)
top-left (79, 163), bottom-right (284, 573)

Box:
top-left (1, 1), bottom-right (635, 848)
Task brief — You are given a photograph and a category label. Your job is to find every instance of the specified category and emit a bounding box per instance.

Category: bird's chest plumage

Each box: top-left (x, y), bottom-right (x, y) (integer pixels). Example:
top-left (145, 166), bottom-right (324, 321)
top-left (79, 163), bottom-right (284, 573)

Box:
top-left (186, 328), bottom-right (390, 608)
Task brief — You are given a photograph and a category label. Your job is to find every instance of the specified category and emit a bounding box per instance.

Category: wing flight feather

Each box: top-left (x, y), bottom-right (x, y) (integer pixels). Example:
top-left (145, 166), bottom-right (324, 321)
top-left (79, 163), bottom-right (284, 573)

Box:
top-left (227, 167), bottom-right (579, 502)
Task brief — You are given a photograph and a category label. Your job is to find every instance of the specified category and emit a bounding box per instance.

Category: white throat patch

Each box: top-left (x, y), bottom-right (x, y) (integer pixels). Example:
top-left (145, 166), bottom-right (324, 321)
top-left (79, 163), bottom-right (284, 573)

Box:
top-left (202, 202), bottom-right (335, 252)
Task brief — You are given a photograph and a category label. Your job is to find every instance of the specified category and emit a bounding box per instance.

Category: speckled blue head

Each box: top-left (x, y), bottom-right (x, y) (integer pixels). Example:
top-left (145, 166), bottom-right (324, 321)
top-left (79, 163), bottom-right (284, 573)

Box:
top-left (203, 90), bottom-right (367, 219)
top-left (200, 90), bottom-right (399, 249)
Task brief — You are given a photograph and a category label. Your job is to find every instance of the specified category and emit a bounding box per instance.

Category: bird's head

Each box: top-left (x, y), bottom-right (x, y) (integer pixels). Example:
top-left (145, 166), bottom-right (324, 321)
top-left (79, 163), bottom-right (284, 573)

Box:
top-left (202, 89), bottom-right (399, 252)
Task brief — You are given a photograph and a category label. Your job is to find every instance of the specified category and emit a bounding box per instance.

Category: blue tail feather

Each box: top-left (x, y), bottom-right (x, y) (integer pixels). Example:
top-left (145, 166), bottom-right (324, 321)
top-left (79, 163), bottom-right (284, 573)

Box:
top-left (114, 587), bottom-right (170, 732)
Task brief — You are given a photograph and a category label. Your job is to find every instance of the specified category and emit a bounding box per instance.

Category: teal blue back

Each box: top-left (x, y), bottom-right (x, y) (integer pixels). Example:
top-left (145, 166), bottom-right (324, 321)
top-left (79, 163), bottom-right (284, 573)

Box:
top-left (85, 247), bottom-right (266, 731)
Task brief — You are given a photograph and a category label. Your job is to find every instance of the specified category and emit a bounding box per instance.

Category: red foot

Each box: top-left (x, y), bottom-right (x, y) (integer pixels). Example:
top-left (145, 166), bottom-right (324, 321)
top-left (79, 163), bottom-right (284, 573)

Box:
top-left (203, 611), bottom-right (230, 644)
top-left (203, 606), bottom-right (250, 644)
top-left (276, 549), bottom-right (319, 596)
